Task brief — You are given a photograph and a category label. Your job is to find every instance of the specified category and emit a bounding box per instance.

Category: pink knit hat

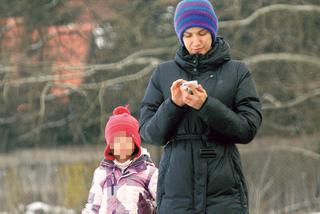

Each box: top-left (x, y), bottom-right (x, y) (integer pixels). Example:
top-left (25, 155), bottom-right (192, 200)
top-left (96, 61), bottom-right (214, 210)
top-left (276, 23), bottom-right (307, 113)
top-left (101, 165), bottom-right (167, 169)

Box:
top-left (104, 105), bottom-right (141, 160)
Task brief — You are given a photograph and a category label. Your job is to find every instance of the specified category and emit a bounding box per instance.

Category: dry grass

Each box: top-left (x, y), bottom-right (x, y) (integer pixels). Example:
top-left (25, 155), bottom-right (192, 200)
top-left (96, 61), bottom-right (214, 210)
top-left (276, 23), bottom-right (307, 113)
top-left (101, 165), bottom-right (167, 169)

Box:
top-left (0, 136), bottom-right (319, 213)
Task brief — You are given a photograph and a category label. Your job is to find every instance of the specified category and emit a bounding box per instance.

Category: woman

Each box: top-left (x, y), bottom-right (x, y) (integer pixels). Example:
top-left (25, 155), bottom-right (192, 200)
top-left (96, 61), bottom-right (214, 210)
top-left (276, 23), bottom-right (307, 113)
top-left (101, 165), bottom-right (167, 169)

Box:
top-left (139, 0), bottom-right (262, 213)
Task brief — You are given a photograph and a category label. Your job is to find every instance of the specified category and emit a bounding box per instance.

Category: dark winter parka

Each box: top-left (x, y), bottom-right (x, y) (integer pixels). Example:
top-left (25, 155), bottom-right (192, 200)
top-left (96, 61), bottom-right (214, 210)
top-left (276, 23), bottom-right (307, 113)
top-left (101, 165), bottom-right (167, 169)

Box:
top-left (139, 37), bottom-right (262, 214)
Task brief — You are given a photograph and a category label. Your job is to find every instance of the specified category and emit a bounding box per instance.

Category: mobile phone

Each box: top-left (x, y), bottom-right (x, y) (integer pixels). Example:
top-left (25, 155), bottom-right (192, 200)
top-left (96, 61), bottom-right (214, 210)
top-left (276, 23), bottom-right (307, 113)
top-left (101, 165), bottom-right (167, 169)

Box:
top-left (181, 80), bottom-right (198, 94)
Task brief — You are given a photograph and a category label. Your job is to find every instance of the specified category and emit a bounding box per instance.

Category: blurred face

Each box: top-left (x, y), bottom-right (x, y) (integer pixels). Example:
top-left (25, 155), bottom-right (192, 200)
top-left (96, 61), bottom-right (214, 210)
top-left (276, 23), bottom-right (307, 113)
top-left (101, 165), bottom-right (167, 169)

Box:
top-left (110, 131), bottom-right (135, 162)
top-left (182, 27), bottom-right (213, 55)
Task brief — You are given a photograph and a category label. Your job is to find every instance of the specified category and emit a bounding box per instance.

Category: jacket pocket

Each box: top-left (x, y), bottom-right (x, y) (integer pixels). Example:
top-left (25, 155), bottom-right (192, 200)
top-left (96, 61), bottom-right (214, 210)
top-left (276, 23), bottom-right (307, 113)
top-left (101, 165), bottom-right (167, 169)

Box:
top-left (206, 143), bottom-right (237, 195)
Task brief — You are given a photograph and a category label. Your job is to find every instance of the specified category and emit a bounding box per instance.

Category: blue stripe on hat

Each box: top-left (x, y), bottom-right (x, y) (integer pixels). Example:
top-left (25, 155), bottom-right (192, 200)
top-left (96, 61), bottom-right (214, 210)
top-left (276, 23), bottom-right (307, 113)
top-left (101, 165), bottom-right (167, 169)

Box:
top-left (175, 13), bottom-right (218, 31)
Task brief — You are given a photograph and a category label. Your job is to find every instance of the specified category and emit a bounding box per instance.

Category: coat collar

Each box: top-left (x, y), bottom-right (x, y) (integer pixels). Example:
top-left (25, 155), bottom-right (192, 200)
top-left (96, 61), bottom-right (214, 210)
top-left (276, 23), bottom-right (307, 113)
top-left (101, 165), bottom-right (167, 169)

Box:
top-left (100, 153), bottom-right (154, 173)
top-left (174, 37), bottom-right (231, 74)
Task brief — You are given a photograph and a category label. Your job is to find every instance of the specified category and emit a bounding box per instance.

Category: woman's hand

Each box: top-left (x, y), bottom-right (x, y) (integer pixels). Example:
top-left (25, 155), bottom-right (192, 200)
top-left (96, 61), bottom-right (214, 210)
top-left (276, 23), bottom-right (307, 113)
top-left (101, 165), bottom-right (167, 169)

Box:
top-left (170, 79), bottom-right (185, 106)
top-left (181, 84), bottom-right (207, 110)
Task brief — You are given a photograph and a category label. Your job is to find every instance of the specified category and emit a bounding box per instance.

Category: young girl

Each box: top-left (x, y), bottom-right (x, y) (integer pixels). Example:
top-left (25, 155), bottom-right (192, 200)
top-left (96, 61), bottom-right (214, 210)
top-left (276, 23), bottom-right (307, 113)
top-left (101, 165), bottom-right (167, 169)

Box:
top-left (82, 105), bottom-right (158, 214)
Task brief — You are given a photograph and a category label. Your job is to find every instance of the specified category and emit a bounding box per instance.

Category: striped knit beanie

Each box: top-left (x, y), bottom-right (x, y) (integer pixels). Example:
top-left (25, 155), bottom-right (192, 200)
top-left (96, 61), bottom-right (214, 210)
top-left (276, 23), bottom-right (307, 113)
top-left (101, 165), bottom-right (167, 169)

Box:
top-left (174, 0), bottom-right (219, 45)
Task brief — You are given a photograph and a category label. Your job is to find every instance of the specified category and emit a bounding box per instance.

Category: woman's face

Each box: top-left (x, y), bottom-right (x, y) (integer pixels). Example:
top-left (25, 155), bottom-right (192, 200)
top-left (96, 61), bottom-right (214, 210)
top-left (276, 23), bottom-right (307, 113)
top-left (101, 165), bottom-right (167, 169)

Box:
top-left (110, 131), bottom-right (135, 162)
top-left (182, 27), bottom-right (213, 55)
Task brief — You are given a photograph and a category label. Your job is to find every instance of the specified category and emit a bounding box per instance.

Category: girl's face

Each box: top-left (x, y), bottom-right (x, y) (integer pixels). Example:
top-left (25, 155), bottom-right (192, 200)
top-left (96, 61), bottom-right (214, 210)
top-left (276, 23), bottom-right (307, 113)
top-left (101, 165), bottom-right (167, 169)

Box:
top-left (110, 131), bottom-right (135, 162)
top-left (182, 27), bottom-right (213, 55)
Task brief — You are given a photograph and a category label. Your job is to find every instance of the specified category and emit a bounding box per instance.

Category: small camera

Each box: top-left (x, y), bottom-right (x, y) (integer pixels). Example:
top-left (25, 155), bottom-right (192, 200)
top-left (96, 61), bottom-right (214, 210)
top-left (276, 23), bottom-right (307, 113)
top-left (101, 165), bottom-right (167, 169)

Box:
top-left (181, 80), bottom-right (198, 94)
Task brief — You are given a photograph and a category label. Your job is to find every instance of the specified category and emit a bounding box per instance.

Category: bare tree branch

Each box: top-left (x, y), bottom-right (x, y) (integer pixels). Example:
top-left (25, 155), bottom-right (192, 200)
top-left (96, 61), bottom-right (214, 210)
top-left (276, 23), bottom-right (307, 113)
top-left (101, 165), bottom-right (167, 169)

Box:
top-left (2, 51), bottom-right (318, 87)
top-left (262, 88), bottom-right (320, 110)
top-left (262, 120), bottom-right (300, 133)
top-left (0, 114), bottom-right (18, 125)
top-left (243, 53), bottom-right (320, 67)
top-left (220, 4), bottom-right (320, 28)
top-left (5, 62), bottom-right (159, 140)
top-left (0, 47), bottom-right (170, 74)
top-left (0, 56), bottom-right (163, 87)
top-left (241, 145), bottom-right (320, 161)
top-left (85, 59), bottom-right (161, 90)
top-left (16, 113), bottom-right (75, 142)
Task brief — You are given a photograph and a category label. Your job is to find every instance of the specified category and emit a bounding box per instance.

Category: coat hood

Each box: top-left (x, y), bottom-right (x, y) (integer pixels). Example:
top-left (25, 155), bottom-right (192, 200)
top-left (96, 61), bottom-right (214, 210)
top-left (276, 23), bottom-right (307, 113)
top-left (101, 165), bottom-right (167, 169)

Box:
top-left (175, 36), bottom-right (231, 74)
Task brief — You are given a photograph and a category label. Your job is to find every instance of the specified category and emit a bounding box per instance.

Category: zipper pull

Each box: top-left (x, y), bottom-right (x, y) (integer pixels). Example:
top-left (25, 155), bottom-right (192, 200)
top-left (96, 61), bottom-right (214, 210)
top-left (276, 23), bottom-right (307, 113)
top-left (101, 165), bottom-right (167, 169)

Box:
top-left (111, 169), bottom-right (116, 195)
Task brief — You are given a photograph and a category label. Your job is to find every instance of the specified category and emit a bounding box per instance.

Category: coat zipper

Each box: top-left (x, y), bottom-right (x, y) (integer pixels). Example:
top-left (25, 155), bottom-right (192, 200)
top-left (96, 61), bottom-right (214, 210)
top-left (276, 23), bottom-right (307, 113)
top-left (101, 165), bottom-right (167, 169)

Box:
top-left (111, 168), bottom-right (116, 196)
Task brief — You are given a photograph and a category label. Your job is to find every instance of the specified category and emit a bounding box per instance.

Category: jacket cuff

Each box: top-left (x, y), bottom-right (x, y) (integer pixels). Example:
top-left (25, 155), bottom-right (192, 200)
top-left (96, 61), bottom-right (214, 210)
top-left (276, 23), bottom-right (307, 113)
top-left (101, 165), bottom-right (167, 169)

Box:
top-left (197, 96), bottom-right (227, 120)
top-left (196, 97), bottom-right (208, 112)
top-left (169, 98), bottom-right (189, 111)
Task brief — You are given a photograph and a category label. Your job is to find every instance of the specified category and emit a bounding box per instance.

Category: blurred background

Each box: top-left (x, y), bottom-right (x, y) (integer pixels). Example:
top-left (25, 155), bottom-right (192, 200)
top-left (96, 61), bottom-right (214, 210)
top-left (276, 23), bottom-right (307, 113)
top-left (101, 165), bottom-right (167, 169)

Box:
top-left (0, 0), bottom-right (319, 213)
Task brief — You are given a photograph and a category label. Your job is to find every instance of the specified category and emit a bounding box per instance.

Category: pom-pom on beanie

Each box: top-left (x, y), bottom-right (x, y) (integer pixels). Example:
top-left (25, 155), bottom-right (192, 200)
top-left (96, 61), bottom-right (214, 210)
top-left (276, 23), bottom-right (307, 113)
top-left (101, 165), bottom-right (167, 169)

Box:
top-left (174, 0), bottom-right (219, 45)
top-left (104, 105), bottom-right (141, 160)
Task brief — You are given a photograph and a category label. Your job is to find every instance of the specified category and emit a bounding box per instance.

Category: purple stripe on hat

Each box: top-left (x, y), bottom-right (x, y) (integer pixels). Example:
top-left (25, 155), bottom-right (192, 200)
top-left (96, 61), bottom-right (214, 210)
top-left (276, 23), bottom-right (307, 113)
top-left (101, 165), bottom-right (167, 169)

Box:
top-left (176, 7), bottom-right (215, 20)
top-left (176, 10), bottom-right (218, 30)
top-left (178, 21), bottom-right (216, 35)
top-left (177, 14), bottom-right (217, 30)
top-left (175, 6), bottom-right (214, 21)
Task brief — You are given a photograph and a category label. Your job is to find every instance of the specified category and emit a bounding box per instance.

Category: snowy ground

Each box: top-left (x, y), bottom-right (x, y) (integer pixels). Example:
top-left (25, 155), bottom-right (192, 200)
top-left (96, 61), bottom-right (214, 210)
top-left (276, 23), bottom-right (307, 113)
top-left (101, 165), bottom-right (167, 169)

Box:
top-left (0, 201), bottom-right (76, 214)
